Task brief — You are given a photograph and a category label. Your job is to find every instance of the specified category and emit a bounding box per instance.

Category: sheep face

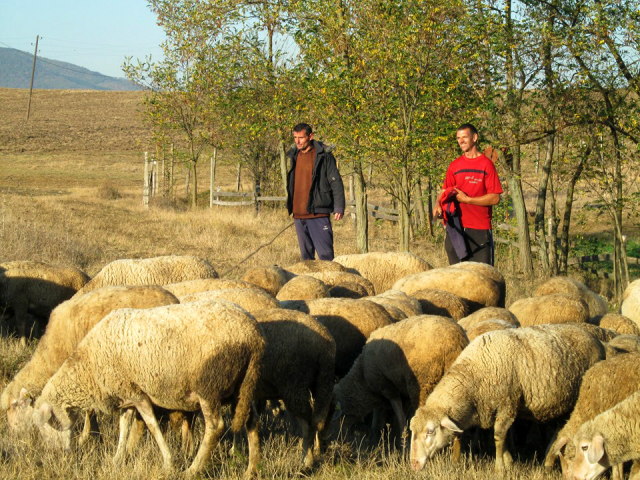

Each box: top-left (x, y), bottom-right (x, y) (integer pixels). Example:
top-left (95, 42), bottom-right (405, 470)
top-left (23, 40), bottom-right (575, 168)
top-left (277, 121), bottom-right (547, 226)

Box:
top-left (571, 434), bottom-right (609, 480)
top-left (6, 388), bottom-right (35, 433)
top-left (409, 412), bottom-right (461, 471)
top-left (32, 402), bottom-right (73, 450)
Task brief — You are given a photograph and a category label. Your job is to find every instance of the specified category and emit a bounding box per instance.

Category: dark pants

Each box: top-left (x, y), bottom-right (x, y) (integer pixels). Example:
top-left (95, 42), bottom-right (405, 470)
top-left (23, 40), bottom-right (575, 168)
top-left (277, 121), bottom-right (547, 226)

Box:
top-left (445, 227), bottom-right (494, 266)
top-left (294, 217), bottom-right (334, 261)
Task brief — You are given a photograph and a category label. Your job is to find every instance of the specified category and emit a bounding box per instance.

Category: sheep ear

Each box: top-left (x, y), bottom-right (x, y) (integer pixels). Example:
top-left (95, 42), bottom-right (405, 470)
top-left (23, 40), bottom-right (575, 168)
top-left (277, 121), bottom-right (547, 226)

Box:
top-left (544, 436), bottom-right (568, 468)
top-left (441, 416), bottom-right (462, 433)
top-left (587, 435), bottom-right (605, 465)
top-left (18, 388), bottom-right (33, 406)
top-left (33, 403), bottom-right (53, 427)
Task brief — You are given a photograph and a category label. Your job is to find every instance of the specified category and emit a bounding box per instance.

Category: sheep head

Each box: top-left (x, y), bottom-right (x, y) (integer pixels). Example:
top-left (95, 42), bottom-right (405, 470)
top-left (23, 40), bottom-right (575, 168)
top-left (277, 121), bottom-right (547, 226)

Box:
top-left (6, 388), bottom-right (35, 434)
top-left (409, 407), bottom-right (462, 471)
top-left (32, 402), bottom-right (73, 450)
top-left (571, 433), bottom-right (609, 480)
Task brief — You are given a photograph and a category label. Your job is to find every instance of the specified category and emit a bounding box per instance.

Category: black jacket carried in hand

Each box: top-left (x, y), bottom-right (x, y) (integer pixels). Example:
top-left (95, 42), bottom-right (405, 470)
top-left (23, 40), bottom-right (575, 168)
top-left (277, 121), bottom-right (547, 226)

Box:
top-left (286, 140), bottom-right (345, 216)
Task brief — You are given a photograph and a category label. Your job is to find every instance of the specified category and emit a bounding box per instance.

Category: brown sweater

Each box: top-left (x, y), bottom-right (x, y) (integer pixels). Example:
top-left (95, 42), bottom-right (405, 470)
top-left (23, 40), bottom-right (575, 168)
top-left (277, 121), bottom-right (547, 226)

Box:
top-left (293, 147), bottom-right (328, 219)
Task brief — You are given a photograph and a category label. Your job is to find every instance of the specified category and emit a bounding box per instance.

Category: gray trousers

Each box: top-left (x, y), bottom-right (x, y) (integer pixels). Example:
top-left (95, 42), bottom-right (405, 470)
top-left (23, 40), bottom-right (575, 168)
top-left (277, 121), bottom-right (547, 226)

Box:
top-left (445, 227), bottom-right (494, 266)
top-left (294, 217), bottom-right (334, 261)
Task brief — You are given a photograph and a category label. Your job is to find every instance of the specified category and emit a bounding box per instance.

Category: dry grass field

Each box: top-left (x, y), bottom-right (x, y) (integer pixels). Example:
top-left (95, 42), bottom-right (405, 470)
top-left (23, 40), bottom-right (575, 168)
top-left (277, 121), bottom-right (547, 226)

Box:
top-left (0, 87), bottom-right (608, 479)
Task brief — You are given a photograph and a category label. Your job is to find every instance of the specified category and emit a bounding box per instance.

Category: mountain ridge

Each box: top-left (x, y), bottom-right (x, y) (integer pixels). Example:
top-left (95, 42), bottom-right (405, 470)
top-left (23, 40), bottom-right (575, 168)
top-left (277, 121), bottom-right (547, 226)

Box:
top-left (0, 47), bottom-right (141, 91)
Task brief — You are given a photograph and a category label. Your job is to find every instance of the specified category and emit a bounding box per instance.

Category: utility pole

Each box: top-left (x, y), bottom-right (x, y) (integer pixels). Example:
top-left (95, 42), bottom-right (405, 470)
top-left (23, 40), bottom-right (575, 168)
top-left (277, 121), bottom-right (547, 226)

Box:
top-left (26, 35), bottom-right (39, 121)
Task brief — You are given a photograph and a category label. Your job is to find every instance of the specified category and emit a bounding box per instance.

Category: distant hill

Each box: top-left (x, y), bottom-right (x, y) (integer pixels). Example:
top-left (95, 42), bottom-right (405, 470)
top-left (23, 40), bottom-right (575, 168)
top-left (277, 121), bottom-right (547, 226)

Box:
top-left (0, 47), bottom-right (142, 91)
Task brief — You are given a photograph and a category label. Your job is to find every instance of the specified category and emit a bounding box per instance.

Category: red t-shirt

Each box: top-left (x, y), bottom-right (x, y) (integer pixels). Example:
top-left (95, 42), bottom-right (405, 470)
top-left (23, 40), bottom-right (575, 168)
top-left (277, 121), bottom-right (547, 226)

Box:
top-left (443, 153), bottom-right (503, 230)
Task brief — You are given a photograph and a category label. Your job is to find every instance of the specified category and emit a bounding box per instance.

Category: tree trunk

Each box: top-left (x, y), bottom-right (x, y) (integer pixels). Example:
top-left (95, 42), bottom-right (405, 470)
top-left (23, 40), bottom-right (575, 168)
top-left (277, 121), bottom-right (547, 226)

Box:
top-left (427, 175), bottom-right (435, 236)
top-left (190, 159), bottom-right (198, 208)
top-left (548, 175), bottom-right (558, 275)
top-left (236, 163), bottom-right (242, 192)
top-left (535, 134), bottom-right (554, 273)
top-left (185, 166), bottom-right (191, 202)
top-left (210, 148), bottom-right (217, 209)
top-left (559, 148), bottom-right (587, 274)
top-left (354, 160), bottom-right (369, 253)
top-left (398, 165), bottom-right (411, 252)
top-left (279, 140), bottom-right (289, 196)
top-left (414, 178), bottom-right (426, 230)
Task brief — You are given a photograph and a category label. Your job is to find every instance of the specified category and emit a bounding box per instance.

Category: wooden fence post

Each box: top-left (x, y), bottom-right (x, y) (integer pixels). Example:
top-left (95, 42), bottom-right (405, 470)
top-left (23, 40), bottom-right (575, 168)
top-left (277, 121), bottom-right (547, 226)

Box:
top-left (143, 151), bottom-right (150, 208)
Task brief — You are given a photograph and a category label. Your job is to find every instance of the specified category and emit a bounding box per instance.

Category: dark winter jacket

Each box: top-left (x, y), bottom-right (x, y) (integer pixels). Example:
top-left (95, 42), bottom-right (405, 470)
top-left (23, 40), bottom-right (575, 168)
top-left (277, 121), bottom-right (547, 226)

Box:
top-left (286, 140), bottom-right (345, 216)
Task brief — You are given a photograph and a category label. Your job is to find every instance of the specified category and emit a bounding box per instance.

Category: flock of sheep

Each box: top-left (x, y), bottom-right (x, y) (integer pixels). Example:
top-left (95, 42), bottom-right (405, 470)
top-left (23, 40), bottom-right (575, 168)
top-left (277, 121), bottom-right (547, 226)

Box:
top-left (2, 253), bottom-right (640, 479)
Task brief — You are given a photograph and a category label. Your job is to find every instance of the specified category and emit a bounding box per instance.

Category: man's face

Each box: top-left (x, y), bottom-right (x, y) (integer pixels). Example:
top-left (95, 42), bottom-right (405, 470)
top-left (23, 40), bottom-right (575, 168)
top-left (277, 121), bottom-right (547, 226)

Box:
top-left (456, 128), bottom-right (478, 154)
top-left (293, 130), bottom-right (313, 151)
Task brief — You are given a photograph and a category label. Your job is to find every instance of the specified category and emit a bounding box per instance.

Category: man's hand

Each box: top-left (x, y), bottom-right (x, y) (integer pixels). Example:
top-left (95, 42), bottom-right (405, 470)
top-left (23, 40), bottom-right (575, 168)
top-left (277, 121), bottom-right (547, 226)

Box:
top-left (454, 187), bottom-right (471, 204)
top-left (433, 205), bottom-right (443, 219)
top-left (334, 212), bottom-right (344, 221)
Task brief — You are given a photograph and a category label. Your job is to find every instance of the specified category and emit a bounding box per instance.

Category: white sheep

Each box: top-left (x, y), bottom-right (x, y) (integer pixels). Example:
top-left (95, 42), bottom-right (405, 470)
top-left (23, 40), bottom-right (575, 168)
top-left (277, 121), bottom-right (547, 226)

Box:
top-left (285, 259), bottom-right (347, 275)
top-left (179, 287), bottom-right (279, 313)
top-left (334, 315), bottom-right (468, 441)
top-left (304, 271), bottom-right (376, 296)
top-left (367, 290), bottom-right (423, 321)
top-left (619, 279), bottom-right (640, 329)
top-left (252, 308), bottom-right (336, 470)
top-left (275, 275), bottom-right (330, 301)
top-left (447, 261), bottom-right (506, 307)
top-left (29, 300), bottom-right (265, 477)
top-left (0, 263), bottom-right (90, 339)
top-left (465, 319), bottom-right (517, 342)
top-left (607, 334), bottom-right (640, 354)
top-left (409, 324), bottom-right (605, 472)
top-left (333, 252), bottom-right (432, 295)
top-left (457, 306), bottom-right (520, 331)
top-left (534, 276), bottom-right (608, 318)
top-left (508, 293), bottom-right (590, 327)
top-left (410, 289), bottom-right (469, 320)
top-left (76, 255), bottom-right (218, 295)
top-left (241, 265), bottom-right (294, 296)
top-left (393, 267), bottom-right (500, 312)
top-left (2, 285), bottom-right (179, 421)
top-left (570, 389), bottom-right (640, 480)
top-left (163, 278), bottom-right (257, 298)
top-left (590, 313), bottom-right (640, 336)
top-left (545, 352), bottom-right (640, 479)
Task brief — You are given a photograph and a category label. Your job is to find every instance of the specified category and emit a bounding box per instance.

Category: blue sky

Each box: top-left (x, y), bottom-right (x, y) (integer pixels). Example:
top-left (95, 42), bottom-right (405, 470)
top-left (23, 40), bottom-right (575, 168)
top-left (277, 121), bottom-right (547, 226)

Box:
top-left (0, 1), bottom-right (166, 79)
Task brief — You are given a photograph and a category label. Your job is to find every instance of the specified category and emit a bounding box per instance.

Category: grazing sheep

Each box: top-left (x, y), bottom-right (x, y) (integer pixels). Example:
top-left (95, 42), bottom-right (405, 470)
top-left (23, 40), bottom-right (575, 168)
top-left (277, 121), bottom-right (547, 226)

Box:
top-left (285, 260), bottom-right (347, 275)
top-left (545, 352), bottom-right (640, 479)
top-left (252, 309), bottom-right (336, 470)
top-left (305, 271), bottom-right (375, 296)
top-left (457, 307), bottom-right (519, 331)
top-left (410, 289), bottom-right (468, 320)
top-left (334, 315), bottom-right (468, 439)
top-left (333, 252), bottom-right (432, 295)
top-left (619, 279), bottom-right (640, 329)
top-left (283, 298), bottom-right (394, 377)
top-left (180, 287), bottom-right (279, 314)
top-left (534, 276), bottom-right (608, 318)
top-left (393, 267), bottom-right (500, 312)
top-left (447, 261), bottom-right (506, 307)
top-left (574, 323), bottom-right (619, 344)
top-left (241, 265), bottom-right (293, 297)
top-left (164, 278), bottom-right (256, 298)
top-left (409, 324), bottom-right (606, 472)
top-left (368, 290), bottom-right (423, 320)
top-left (1, 286), bottom-right (179, 416)
top-left (275, 275), bottom-right (330, 301)
top-left (0, 263), bottom-right (90, 339)
top-left (30, 300), bottom-right (265, 477)
top-left (508, 293), bottom-right (590, 327)
top-left (329, 282), bottom-right (369, 299)
top-left (607, 334), bottom-right (640, 354)
top-left (589, 313), bottom-right (640, 336)
top-left (570, 389), bottom-right (640, 480)
top-left (465, 319), bottom-right (517, 342)
top-left (76, 255), bottom-right (218, 295)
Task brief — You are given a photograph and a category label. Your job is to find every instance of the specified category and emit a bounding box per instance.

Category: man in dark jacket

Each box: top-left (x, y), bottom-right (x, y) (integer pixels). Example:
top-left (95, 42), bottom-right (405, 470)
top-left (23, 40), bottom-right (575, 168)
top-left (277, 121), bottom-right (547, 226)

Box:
top-left (286, 123), bottom-right (345, 261)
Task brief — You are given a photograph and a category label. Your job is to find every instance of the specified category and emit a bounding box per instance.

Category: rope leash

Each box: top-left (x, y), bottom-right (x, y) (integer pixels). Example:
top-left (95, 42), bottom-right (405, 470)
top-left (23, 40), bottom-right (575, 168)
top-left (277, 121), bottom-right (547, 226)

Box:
top-left (220, 221), bottom-right (295, 278)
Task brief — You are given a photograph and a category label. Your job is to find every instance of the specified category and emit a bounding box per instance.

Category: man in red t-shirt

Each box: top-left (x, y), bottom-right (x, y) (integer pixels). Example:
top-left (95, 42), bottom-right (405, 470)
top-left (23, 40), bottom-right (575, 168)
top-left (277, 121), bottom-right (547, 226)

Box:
top-left (433, 124), bottom-right (503, 265)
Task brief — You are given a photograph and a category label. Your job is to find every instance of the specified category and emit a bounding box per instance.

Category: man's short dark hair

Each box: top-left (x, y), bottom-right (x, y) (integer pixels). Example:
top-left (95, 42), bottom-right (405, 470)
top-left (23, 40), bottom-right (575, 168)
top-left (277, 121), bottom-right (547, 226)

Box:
top-left (293, 123), bottom-right (313, 136)
top-left (457, 123), bottom-right (478, 136)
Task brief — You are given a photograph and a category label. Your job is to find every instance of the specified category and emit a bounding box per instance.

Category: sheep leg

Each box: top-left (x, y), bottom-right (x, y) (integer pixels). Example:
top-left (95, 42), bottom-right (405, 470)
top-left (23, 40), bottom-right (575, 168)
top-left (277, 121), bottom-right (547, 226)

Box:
top-left (186, 398), bottom-right (223, 477)
top-left (180, 412), bottom-right (195, 458)
top-left (78, 410), bottom-right (100, 447)
top-left (629, 460), bottom-right (640, 480)
top-left (389, 397), bottom-right (406, 450)
top-left (134, 397), bottom-right (173, 471)
top-left (297, 415), bottom-right (315, 471)
top-left (245, 403), bottom-right (261, 478)
top-left (113, 408), bottom-right (135, 465)
top-left (611, 463), bottom-right (624, 480)
top-left (126, 412), bottom-right (146, 455)
top-left (493, 413), bottom-right (515, 471)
